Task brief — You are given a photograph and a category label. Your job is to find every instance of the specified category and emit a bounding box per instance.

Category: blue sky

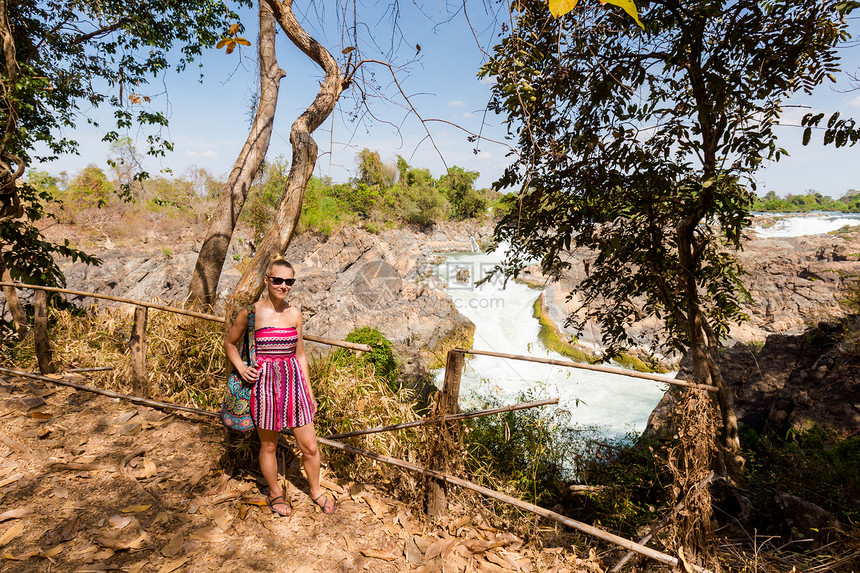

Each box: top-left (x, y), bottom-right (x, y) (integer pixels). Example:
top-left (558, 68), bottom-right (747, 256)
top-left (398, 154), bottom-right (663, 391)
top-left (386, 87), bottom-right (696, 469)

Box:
top-left (38, 2), bottom-right (860, 197)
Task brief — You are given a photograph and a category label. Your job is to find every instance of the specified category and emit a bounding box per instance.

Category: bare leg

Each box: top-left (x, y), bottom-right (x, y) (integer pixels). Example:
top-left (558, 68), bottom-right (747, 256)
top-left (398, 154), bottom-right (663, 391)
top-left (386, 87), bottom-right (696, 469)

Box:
top-left (257, 427), bottom-right (290, 516)
top-left (293, 422), bottom-right (335, 513)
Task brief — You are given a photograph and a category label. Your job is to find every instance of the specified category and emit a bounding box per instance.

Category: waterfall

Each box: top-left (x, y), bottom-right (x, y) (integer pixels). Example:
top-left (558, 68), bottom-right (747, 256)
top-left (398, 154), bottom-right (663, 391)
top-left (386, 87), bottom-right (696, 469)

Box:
top-left (433, 247), bottom-right (667, 440)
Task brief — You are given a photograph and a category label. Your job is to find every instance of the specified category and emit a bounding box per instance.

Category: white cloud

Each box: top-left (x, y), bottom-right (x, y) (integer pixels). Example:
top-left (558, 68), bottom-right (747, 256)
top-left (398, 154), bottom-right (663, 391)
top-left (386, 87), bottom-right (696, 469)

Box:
top-left (462, 112), bottom-right (474, 118)
top-left (448, 100), bottom-right (466, 107)
top-left (478, 151), bottom-right (492, 159)
top-left (850, 95), bottom-right (860, 108)
top-left (185, 150), bottom-right (217, 158)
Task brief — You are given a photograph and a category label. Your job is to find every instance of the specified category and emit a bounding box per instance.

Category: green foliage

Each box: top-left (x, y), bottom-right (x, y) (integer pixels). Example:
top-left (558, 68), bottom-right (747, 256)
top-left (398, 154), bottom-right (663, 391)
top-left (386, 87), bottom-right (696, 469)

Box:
top-left (743, 426), bottom-right (860, 525)
top-left (480, 0), bottom-right (849, 358)
top-left (574, 436), bottom-right (673, 535)
top-left (335, 327), bottom-right (399, 390)
top-left (295, 150), bottom-right (490, 234)
top-left (439, 166), bottom-right (485, 219)
top-left (64, 165), bottom-right (114, 209)
top-left (1, 0), bottom-right (244, 289)
top-left (752, 189), bottom-right (860, 213)
top-left (463, 391), bottom-right (575, 508)
top-left (242, 156), bottom-right (290, 242)
top-left (1, 183), bottom-right (101, 286)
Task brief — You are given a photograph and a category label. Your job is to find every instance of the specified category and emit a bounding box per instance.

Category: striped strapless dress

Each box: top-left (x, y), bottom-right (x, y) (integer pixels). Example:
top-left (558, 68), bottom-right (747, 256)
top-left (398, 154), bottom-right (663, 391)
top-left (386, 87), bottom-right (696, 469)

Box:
top-left (249, 326), bottom-right (315, 431)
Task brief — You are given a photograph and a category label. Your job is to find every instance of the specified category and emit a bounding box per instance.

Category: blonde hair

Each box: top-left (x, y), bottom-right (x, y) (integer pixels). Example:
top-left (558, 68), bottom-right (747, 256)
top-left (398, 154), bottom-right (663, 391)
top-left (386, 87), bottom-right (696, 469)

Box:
top-left (266, 256), bottom-right (294, 275)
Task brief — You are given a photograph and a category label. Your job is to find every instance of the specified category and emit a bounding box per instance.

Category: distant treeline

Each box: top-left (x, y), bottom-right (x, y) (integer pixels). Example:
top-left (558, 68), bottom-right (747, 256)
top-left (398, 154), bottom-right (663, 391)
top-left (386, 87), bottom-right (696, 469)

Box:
top-left (753, 190), bottom-right (860, 213)
top-left (27, 144), bottom-right (509, 241)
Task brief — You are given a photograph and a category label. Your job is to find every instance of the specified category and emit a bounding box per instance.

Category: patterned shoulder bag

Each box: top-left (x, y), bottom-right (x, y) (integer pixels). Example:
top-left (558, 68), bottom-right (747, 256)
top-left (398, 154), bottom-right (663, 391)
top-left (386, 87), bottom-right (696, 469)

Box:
top-left (220, 305), bottom-right (257, 432)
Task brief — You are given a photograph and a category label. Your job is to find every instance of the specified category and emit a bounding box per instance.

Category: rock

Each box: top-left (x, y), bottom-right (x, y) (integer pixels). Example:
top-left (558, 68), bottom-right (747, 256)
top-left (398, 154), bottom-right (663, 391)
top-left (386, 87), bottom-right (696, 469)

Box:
top-left (774, 493), bottom-right (842, 549)
top-left (529, 229), bottom-right (860, 368)
top-left (46, 221), bottom-right (493, 373)
top-left (645, 318), bottom-right (860, 438)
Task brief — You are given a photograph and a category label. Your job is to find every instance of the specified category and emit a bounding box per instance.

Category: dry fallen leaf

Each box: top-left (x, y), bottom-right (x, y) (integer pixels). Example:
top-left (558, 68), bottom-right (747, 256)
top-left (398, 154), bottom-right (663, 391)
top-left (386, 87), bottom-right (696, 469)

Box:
top-left (158, 556), bottom-right (189, 573)
top-left (142, 458), bottom-right (157, 479)
top-left (0, 473), bottom-right (24, 488)
top-left (120, 504), bottom-right (151, 513)
top-left (153, 512), bottom-right (170, 525)
top-left (39, 543), bottom-right (64, 558)
top-left (160, 532), bottom-right (184, 558)
top-left (319, 478), bottom-right (344, 493)
top-left (0, 522), bottom-right (24, 547)
top-left (239, 496), bottom-right (267, 507)
top-left (424, 538), bottom-right (455, 561)
top-left (93, 548), bottom-right (115, 560)
top-left (189, 463), bottom-right (211, 486)
top-left (211, 507), bottom-right (232, 531)
top-left (360, 548), bottom-right (398, 561)
top-left (108, 515), bottom-right (132, 530)
top-left (486, 551), bottom-right (520, 571)
top-left (189, 529), bottom-right (229, 543)
top-left (405, 536), bottom-right (422, 564)
top-left (364, 495), bottom-right (387, 518)
top-left (0, 508), bottom-right (32, 522)
top-left (29, 411), bottom-right (52, 419)
top-left (128, 561), bottom-right (147, 573)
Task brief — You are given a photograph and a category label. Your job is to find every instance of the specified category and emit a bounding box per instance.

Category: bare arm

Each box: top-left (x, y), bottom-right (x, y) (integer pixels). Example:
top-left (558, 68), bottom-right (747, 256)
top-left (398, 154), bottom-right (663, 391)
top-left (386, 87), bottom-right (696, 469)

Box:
top-left (223, 308), bottom-right (260, 384)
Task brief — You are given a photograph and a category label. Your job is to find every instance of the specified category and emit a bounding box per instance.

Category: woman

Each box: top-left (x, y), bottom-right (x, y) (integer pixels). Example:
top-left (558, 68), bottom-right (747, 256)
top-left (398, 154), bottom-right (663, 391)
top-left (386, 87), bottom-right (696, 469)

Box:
top-left (224, 258), bottom-right (336, 517)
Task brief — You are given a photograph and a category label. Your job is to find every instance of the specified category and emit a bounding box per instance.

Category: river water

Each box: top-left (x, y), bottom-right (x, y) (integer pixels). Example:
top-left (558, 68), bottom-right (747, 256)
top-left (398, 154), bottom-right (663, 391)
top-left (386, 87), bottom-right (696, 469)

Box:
top-left (433, 213), bottom-right (852, 441)
top-left (433, 248), bottom-right (668, 441)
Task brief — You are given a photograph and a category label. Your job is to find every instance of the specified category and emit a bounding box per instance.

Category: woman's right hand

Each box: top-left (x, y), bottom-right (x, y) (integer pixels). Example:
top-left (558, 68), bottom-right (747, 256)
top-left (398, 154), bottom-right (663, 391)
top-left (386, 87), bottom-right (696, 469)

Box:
top-left (241, 362), bottom-right (261, 384)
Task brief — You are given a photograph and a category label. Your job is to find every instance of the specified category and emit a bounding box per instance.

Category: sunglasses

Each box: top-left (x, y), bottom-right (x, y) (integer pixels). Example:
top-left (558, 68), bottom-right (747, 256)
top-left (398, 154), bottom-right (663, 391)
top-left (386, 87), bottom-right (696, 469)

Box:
top-left (267, 276), bottom-right (295, 287)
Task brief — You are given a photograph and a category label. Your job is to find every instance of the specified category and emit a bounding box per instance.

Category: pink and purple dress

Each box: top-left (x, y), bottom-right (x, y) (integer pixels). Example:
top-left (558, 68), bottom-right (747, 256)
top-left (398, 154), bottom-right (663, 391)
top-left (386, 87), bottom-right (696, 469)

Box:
top-left (249, 326), bottom-right (316, 430)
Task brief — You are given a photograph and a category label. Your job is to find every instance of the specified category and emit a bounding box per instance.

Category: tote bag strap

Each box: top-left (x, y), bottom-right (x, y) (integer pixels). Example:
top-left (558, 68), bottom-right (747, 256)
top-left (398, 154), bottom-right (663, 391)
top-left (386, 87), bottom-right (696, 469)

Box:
top-left (246, 305), bottom-right (257, 365)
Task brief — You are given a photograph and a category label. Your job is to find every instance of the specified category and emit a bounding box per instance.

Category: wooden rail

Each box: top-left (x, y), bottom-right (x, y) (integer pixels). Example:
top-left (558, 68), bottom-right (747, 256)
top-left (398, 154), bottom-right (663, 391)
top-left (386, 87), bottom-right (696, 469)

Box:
top-left (0, 282), bottom-right (372, 352)
top-left (456, 347), bottom-right (718, 393)
top-left (0, 281), bottom-right (370, 396)
top-left (0, 366), bottom-right (706, 573)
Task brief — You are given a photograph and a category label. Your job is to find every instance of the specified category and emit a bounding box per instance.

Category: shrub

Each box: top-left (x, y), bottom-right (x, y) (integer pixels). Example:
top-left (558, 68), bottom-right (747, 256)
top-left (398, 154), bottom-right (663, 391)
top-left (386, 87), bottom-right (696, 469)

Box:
top-left (334, 327), bottom-right (399, 391)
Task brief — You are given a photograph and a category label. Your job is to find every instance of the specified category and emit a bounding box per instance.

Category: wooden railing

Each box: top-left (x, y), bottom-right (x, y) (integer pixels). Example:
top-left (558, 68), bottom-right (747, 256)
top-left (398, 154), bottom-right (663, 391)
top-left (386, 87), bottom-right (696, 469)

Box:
top-left (0, 281), bottom-right (371, 393)
top-left (0, 282), bottom-right (713, 572)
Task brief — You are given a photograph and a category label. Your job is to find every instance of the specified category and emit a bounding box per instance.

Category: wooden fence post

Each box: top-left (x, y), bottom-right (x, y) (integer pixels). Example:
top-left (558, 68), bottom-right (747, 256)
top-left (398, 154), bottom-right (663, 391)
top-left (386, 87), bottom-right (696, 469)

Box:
top-left (130, 305), bottom-right (148, 397)
top-left (34, 289), bottom-right (55, 374)
top-left (427, 349), bottom-right (465, 518)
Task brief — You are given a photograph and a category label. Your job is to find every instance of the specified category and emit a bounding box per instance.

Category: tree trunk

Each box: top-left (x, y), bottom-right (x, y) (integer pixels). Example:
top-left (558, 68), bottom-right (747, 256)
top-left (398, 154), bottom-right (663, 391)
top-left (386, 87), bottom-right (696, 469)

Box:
top-left (187, 0), bottom-right (285, 309)
top-left (678, 207), bottom-right (744, 483)
top-left (0, 255), bottom-right (28, 338)
top-left (0, 0), bottom-right (24, 220)
top-left (226, 0), bottom-right (343, 322)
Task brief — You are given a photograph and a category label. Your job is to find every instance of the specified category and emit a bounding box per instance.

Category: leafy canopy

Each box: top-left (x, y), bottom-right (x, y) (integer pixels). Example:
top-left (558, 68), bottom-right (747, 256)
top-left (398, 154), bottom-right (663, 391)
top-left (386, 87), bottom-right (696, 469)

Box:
top-left (0, 0), bottom-right (247, 285)
top-left (482, 0), bottom-right (854, 354)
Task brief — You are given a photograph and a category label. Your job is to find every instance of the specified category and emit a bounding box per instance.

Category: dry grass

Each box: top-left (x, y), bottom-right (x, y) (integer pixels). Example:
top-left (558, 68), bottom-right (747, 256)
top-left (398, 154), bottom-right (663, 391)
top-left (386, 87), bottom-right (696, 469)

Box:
top-left (310, 355), bottom-right (426, 505)
top-left (4, 304), bottom-right (227, 410)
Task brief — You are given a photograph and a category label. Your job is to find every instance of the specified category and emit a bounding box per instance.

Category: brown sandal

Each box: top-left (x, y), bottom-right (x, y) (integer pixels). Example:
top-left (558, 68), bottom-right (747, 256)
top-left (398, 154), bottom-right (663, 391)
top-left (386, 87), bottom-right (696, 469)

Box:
top-left (312, 492), bottom-right (337, 515)
top-left (266, 494), bottom-right (292, 517)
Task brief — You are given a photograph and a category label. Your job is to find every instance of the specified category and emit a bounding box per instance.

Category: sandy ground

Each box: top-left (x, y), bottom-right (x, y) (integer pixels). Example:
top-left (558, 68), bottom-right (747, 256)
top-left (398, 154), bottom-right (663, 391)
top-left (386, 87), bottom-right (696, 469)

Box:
top-left (0, 373), bottom-right (600, 572)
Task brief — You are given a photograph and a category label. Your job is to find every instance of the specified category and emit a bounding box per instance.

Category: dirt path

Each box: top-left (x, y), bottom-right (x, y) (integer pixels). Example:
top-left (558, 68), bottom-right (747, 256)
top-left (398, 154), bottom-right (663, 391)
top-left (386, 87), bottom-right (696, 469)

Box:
top-left (0, 374), bottom-right (599, 572)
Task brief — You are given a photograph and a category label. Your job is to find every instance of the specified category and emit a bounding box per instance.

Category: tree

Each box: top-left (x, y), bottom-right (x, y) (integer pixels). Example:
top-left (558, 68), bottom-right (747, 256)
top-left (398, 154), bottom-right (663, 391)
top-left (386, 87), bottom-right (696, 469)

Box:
top-left (188, 0), bottom-right (284, 308)
top-left (0, 0), bottom-right (244, 292)
top-left (481, 0), bottom-right (854, 484)
top-left (226, 0), bottom-right (344, 319)
top-left (439, 166), bottom-right (485, 219)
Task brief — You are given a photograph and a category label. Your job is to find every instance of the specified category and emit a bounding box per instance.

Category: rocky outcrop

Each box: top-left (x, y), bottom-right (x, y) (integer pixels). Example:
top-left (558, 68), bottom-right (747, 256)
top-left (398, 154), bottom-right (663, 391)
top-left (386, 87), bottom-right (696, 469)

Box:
top-left (523, 229), bottom-right (860, 367)
top-left (49, 221), bottom-right (494, 372)
top-left (646, 318), bottom-right (860, 438)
